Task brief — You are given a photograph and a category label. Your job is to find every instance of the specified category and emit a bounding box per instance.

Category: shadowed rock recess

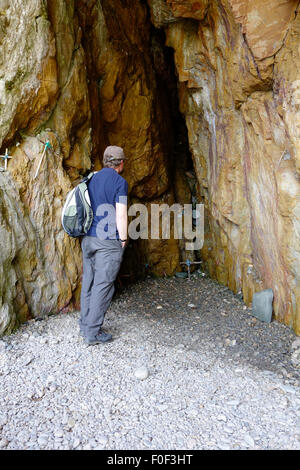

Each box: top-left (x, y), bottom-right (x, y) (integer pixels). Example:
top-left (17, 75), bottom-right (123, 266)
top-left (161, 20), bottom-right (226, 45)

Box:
top-left (0, 0), bottom-right (299, 336)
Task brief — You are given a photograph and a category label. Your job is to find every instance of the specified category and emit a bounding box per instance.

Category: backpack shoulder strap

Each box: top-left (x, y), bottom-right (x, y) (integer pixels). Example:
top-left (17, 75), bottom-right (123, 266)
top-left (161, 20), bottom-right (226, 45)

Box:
top-left (80, 171), bottom-right (97, 184)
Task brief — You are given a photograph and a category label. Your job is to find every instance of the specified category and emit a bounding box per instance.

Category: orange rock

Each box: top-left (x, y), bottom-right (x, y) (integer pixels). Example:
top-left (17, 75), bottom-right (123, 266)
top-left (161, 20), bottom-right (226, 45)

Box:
top-left (1, 0), bottom-right (300, 336)
top-left (228, 0), bottom-right (298, 59)
top-left (166, 0), bottom-right (209, 20)
top-left (163, 0), bottom-right (300, 334)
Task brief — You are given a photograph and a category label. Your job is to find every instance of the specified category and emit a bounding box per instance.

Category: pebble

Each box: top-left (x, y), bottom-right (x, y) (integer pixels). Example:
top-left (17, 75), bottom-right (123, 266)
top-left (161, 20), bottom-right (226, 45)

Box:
top-left (291, 349), bottom-right (300, 368)
top-left (186, 438), bottom-right (197, 448)
top-left (23, 356), bottom-right (34, 366)
top-left (157, 404), bottom-right (168, 412)
top-left (134, 366), bottom-right (149, 380)
top-left (218, 443), bottom-right (231, 450)
top-left (186, 408), bottom-right (198, 417)
top-left (244, 435), bottom-right (255, 447)
top-left (224, 426), bottom-right (234, 434)
top-left (227, 400), bottom-right (240, 407)
top-left (216, 414), bottom-right (227, 422)
top-left (67, 418), bottom-right (76, 429)
top-left (0, 439), bottom-right (9, 448)
top-left (0, 275), bottom-right (298, 451)
top-left (37, 437), bottom-right (48, 446)
top-left (291, 338), bottom-right (300, 350)
top-left (278, 384), bottom-right (297, 394)
top-left (97, 436), bottom-right (108, 446)
top-left (0, 415), bottom-right (8, 427)
top-left (72, 439), bottom-right (81, 449)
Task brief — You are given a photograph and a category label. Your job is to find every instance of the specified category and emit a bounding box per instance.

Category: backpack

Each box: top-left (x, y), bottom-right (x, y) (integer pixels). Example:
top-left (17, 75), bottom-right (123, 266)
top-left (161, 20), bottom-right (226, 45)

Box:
top-left (61, 172), bottom-right (96, 238)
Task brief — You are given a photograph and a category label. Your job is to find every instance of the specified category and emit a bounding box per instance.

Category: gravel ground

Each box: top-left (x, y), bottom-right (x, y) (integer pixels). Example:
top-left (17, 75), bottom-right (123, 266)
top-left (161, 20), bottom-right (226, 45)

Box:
top-left (0, 272), bottom-right (299, 450)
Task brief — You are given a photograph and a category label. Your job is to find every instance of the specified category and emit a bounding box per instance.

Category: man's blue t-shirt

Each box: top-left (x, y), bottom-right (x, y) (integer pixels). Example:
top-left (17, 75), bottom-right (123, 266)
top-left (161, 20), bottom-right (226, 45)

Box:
top-left (86, 168), bottom-right (128, 239)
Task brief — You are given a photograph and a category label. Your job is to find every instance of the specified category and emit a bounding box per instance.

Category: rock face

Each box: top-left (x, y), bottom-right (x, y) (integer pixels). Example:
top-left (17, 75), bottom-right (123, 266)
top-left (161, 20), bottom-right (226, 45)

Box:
top-left (156, 0), bottom-right (300, 334)
top-left (229, 0), bottom-right (298, 60)
top-left (0, 0), bottom-right (87, 334)
top-left (0, 134), bottom-right (82, 335)
top-left (0, 0), bottom-right (300, 335)
top-left (0, 0), bottom-right (183, 334)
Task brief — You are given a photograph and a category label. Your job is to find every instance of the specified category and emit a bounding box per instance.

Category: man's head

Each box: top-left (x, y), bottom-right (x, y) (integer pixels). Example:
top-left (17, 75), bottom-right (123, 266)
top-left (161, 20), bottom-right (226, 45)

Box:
top-left (103, 146), bottom-right (126, 173)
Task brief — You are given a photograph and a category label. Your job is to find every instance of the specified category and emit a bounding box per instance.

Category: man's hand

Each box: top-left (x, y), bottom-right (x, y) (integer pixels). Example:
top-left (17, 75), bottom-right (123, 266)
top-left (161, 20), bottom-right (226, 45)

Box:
top-left (116, 202), bottom-right (128, 247)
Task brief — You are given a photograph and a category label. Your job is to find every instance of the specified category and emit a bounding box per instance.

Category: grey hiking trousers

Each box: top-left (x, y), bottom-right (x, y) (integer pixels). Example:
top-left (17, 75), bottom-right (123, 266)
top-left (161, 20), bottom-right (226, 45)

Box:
top-left (79, 236), bottom-right (124, 339)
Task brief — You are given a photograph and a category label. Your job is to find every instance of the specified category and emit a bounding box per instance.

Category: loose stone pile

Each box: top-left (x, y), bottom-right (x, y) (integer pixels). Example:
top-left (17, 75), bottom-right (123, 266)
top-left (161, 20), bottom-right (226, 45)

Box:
top-left (0, 273), bottom-right (299, 450)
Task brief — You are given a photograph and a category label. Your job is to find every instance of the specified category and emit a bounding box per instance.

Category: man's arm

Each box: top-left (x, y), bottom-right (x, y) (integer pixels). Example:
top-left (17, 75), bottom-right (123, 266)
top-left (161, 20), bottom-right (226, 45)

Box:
top-left (116, 201), bottom-right (128, 247)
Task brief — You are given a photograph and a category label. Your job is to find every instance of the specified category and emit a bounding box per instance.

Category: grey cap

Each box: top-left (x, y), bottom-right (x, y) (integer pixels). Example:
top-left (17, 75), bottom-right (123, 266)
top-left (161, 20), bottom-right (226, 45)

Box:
top-left (103, 146), bottom-right (126, 165)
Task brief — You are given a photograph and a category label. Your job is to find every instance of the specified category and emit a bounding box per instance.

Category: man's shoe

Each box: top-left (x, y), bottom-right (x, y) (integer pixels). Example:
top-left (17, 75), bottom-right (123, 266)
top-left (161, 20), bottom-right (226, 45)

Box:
top-left (85, 331), bottom-right (113, 345)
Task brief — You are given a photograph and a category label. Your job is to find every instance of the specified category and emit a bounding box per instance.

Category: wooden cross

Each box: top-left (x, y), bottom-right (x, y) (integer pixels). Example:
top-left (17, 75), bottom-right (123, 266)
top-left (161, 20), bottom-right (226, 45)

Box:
top-left (0, 148), bottom-right (12, 171)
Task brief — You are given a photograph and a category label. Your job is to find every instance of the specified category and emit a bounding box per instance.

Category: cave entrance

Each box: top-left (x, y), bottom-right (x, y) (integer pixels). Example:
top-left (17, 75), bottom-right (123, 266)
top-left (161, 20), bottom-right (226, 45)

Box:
top-left (117, 26), bottom-right (201, 287)
top-left (150, 27), bottom-right (194, 180)
top-left (76, 0), bottom-right (201, 287)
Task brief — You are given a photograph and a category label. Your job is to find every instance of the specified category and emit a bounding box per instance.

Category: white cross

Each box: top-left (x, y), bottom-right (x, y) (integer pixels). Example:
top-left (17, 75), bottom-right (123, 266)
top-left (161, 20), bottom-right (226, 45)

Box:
top-left (0, 148), bottom-right (12, 171)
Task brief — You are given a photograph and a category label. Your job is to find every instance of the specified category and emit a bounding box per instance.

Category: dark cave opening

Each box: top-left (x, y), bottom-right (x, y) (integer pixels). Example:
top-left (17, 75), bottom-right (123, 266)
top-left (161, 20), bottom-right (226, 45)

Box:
top-left (76, 0), bottom-right (200, 289)
top-left (149, 25), bottom-right (194, 180)
top-left (116, 25), bottom-right (200, 288)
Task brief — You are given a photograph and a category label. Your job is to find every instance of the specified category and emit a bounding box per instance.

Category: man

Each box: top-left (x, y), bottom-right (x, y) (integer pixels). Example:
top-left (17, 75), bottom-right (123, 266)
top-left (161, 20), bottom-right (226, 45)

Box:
top-left (79, 146), bottom-right (128, 345)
